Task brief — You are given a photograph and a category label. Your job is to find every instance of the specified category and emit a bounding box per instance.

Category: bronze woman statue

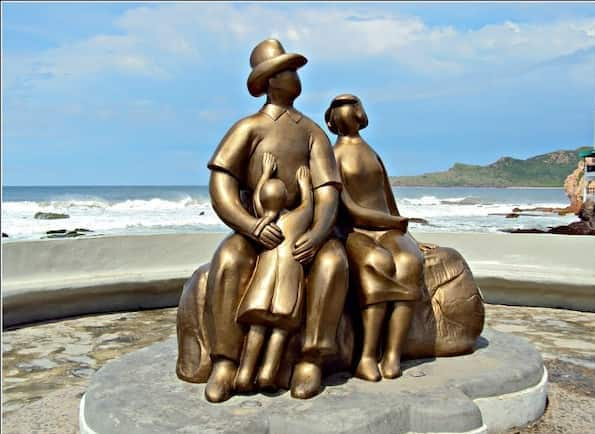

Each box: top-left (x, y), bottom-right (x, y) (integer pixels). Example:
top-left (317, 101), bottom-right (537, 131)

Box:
top-left (326, 94), bottom-right (433, 381)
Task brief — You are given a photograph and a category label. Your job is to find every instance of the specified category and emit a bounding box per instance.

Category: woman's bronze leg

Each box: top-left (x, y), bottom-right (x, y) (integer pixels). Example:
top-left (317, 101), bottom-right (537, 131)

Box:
top-left (355, 302), bottom-right (387, 381)
top-left (378, 231), bottom-right (423, 379)
top-left (380, 301), bottom-right (414, 378)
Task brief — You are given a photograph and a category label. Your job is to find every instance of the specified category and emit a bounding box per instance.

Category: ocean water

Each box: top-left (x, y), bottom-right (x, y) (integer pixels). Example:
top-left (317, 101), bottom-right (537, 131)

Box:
top-left (1, 185), bottom-right (577, 241)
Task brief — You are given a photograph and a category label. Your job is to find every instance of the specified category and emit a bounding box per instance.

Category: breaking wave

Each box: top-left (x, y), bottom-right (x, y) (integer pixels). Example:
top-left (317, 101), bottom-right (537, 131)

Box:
top-left (1, 187), bottom-right (574, 239)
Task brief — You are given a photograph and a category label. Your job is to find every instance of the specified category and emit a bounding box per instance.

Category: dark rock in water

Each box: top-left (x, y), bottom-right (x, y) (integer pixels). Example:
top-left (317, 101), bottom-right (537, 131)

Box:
top-left (440, 197), bottom-right (481, 205)
top-left (199, 211), bottom-right (205, 216)
top-left (501, 228), bottom-right (547, 234)
top-left (46, 229), bottom-right (68, 235)
top-left (503, 224), bottom-right (595, 235)
top-left (549, 221), bottom-right (595, 236)
top-left (34, 212), bottom-right (69, 220)
top-left (489, 212), bottom-right (544, 218)
top-left (2, 232), bottom-right (8, 238)
top-left (409, 217), bottom-right (430, 225)
top-left (511, 206), bottom-right (572, 216)
top-left (502, 202), bottom-right (595, 235)
top-left (42, 228), bottom-right (93, 239)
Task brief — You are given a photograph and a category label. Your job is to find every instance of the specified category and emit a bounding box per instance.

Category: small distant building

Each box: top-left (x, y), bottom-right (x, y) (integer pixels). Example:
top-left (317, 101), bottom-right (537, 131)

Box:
top-left (579, 147), bottom-right (595, 201)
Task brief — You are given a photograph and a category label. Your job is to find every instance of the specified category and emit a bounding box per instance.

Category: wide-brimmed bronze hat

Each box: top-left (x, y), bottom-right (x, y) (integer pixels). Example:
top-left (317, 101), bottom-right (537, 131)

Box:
top-left (247, 39), bottom-right (307, 97)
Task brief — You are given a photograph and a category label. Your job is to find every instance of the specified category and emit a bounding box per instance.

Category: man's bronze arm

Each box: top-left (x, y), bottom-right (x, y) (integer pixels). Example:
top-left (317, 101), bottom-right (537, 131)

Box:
top-left (311, 184), bottom-right (340, 240)
top-left (210, 170), bottom-right (283, 248)
top-left (292, 184), bottom-right (339, 264)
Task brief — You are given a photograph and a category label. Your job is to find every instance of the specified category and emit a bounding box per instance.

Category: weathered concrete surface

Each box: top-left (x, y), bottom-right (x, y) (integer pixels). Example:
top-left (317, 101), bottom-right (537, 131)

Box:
top-left (3, 305), bottom-right (594, 434)
top-left (3, 232), bottom-right (594, 328)
top-left (2, 233), bottom-right (225, 327)
top-left (79, 329), bottom-right (544, 434)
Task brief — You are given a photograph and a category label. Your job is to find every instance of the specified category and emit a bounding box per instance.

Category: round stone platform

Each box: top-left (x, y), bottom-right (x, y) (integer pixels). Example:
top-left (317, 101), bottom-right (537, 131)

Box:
top-left (80, 329), bottom-right (547, 434)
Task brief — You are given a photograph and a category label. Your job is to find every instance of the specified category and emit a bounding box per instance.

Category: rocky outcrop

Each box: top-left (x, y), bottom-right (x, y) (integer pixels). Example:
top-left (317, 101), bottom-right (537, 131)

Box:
top-left (503, 200), bottom-right (595, 236)
top-left (34, 212), bottom-right (69, 220)
top-left (564, 160), bottom-right (586, 214)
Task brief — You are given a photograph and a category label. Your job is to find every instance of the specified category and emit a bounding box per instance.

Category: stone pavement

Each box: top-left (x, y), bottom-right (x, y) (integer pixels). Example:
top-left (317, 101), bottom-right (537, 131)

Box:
top-left (3, 304), bottom-right (594, 434)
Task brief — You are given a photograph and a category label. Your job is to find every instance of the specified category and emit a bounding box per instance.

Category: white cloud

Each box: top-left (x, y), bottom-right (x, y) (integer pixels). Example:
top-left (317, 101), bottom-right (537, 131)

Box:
top-left (5, 4), bottom-right (595, 88)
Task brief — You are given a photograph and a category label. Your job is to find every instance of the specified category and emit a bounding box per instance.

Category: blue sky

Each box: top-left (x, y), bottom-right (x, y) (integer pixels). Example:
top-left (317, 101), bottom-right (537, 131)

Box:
top-left (2, 2), bottom-right (595, 186)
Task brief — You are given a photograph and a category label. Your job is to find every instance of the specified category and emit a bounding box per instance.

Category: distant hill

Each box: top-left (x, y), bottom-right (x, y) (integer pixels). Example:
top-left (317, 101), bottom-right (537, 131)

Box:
top-left (390, 147), bottom-right (590, 187)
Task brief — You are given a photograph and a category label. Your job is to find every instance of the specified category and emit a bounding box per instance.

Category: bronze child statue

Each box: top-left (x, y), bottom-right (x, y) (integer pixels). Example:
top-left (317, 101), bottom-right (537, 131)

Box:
top-left (235, 153), bottom-right (313, 391)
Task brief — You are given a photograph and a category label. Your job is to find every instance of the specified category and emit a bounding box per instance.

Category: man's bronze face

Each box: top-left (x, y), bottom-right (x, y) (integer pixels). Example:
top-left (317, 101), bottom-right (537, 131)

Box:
top-left (268, 69), bottom-right (302, 100)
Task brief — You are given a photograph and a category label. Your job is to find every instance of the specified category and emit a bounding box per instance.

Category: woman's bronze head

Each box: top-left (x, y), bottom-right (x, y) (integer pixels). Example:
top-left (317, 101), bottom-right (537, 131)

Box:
top-left (324, 94), bottom-right (368, 136)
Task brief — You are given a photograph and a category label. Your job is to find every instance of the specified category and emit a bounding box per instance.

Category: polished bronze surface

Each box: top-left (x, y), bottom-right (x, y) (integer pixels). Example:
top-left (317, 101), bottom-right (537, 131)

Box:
top-left (176, 40), bottom-right (484, 403)
top-left (329, 94), bottom-right (424, 380)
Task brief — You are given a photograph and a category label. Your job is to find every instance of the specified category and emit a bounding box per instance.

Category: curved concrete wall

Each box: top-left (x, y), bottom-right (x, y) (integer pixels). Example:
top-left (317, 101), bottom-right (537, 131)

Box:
top-left (2, 231), bottom-right (594, 328)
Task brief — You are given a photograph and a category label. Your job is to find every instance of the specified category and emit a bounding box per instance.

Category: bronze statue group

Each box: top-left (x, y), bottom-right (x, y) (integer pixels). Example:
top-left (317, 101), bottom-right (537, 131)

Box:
top-left (176, 39), bottom-right (485, 403)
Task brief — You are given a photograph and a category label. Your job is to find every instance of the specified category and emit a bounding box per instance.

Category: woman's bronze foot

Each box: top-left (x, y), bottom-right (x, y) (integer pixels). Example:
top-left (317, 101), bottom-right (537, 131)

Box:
top-left (380, 352), bottom-right (402, 379)
top-left (355, 356), bottom-right (381, 381)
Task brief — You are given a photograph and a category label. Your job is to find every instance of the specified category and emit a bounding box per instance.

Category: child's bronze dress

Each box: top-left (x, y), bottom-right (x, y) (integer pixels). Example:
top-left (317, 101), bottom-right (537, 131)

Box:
top-left (236, 201), bottom-right (312, 331)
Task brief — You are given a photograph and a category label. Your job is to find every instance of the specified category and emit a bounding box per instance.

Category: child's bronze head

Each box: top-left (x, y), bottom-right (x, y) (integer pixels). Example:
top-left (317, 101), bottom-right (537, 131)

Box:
top-left (260, 178), bottom-right (288, 215)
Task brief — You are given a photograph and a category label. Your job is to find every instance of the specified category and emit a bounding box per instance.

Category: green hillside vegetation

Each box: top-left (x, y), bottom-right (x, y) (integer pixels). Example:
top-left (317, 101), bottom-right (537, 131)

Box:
top-left (390, 147), bottom-right (590, 187)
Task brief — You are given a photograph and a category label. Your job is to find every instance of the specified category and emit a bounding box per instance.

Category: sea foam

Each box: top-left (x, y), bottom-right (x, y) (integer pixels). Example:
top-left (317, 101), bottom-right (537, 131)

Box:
top-left (1, 187), bottom-right (575, 240)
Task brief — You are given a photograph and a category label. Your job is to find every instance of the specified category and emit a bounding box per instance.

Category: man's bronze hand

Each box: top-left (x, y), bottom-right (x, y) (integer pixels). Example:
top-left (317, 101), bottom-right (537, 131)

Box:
top-left (252, 215), bottom-right (284, 249)
top-left (293, 230), bottom-right (323, 264)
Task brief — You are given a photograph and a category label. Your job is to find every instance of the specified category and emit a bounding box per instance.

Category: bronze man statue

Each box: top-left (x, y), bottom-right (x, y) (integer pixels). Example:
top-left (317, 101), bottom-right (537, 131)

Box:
top-left (203, 39), bottom-right (348, 402)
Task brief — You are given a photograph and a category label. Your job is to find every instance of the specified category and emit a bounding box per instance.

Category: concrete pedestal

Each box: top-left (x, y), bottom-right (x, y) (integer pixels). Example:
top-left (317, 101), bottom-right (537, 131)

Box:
top-left (80, 329), bottom-right (547, 434)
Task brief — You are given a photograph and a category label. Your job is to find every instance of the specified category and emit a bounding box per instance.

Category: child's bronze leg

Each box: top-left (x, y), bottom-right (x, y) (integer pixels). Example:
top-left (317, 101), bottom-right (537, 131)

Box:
top-left (380, 301), bottom-right (414, 379)
top-left (355, 302), bottom-right (387, 381)
top-left (235, 325), bottom-right (267, 392)
top-left (257, 328), bottom-right (288, 389)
